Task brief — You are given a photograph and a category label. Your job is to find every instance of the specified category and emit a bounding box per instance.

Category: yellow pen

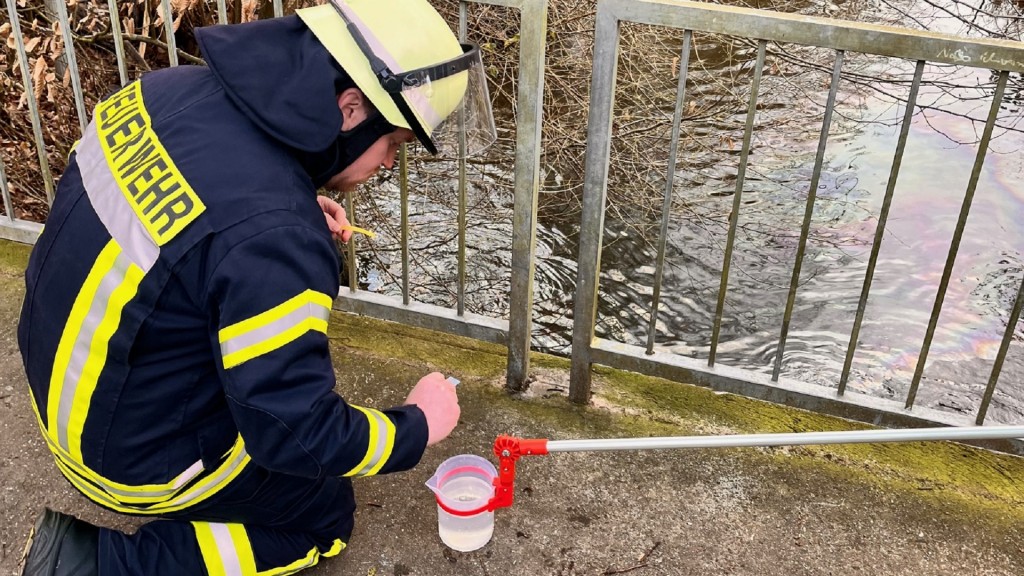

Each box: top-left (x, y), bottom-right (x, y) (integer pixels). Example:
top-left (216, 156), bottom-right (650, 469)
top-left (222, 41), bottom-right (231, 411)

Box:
top-left (338, 225), bottom-right (377, 239)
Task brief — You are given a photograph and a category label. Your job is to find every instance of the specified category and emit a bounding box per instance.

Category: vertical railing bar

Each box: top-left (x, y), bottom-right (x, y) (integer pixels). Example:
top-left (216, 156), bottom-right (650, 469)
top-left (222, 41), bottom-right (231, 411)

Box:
top-left (54, 0), bottom-right (88, 132)
top-left (400, 144), bottom-right (410, 305)
top-left (6, 0), bottom-right (55, 203)
top-left (976, 273), bottom-right (1024, 425)
top-left (568, 3), bottom-right (619, 403)
top-left (905, 70), bottom-right (1009, 409)
top-left (1, 153), bottom-right (14, 222)
top-left (457, 1), bottom-right (468, 317)
top-left (772, 50), bottom-right (844, 381)
top-left (216, 0), bottom-right (228, 25)
top-left (346, 192), bottom-right (357, 293)
top-left (160, 0), bottom-right (179, 67)
top-left (272, 0), bottom-right (283, 18)
top-left (504, 0), bottom-right (547, 391)
top-left (838, 60), bottom-right (926, 395)
top-left (106, 0), bottom-right (129, 85)
top-left (646, 30), bottom-right (692, 355)
top-left (708, 39), bottom-right (767, 367)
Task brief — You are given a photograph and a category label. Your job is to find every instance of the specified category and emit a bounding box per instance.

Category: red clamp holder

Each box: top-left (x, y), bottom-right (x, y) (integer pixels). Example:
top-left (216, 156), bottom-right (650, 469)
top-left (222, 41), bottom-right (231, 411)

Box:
top-left (490, 435), bottom-right (548, 511)
top-left (432, 436), bottom-right (548, 517)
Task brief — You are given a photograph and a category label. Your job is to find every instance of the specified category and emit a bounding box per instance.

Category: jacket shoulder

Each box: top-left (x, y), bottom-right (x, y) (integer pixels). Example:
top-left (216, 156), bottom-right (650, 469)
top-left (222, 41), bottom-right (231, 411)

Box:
top-left (132, 67), bottom-right (318, 234)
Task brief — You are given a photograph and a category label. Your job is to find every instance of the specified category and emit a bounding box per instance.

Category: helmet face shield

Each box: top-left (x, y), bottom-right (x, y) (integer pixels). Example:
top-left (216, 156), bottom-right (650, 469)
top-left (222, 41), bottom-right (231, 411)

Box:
top-left (397, 45), bottom-right (497, 157)
top-left (319, 0), bottom-right (496, 157)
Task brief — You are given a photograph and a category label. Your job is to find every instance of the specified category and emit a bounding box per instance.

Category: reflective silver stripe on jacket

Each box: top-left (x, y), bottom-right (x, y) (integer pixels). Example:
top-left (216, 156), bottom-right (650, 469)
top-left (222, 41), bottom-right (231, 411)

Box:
top-left (76, 120), bottom-right (160, 272)
top-left (344, 405), bottom-right (395, 477)
top-left (355, 408), bottom-right (391, 476)
top-left (219, 304), bottom-right (331, 358)
top-left (54, 247), bottom-right (134, 451)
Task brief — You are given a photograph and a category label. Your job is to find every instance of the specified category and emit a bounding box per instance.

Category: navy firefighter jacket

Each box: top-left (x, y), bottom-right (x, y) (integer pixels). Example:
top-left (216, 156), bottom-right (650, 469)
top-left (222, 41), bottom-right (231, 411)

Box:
top-left (17, 16), bottom-right (428, 515)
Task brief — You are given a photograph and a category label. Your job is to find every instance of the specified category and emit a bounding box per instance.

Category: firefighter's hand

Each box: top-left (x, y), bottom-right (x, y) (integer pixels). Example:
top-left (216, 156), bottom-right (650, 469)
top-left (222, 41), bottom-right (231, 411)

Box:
top-left (317, 195), bottom-right (352, 243)
top-left (405, 372), bottom-right (460, 446)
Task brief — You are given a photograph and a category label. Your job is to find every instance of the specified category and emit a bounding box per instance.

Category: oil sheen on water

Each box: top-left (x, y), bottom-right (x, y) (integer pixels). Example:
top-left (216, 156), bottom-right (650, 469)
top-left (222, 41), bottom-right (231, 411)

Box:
top-left (437, 475), bottom-right (495, 552)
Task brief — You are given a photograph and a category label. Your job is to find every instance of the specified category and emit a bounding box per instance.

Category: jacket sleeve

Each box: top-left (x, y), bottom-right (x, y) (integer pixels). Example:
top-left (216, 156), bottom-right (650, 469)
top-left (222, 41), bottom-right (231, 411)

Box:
top-left (206, 222), bottom-right (428, 478)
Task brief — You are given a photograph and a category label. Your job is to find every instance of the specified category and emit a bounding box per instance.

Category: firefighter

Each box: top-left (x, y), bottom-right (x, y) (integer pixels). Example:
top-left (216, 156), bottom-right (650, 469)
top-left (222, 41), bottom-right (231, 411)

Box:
top-left (17, 0), bottom-right (496, 574)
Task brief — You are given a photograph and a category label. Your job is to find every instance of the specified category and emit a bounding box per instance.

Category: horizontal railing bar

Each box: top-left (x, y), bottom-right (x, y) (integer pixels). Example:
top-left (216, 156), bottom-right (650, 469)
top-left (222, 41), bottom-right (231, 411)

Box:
top-left (606, 0), bottom-right (1024, 73)
top-left (0, 220), bottom-right (44, 244)
top-left (335, 290), bottom-right (509, 346)
top-left (590, 338), bottom-right (1024, 456)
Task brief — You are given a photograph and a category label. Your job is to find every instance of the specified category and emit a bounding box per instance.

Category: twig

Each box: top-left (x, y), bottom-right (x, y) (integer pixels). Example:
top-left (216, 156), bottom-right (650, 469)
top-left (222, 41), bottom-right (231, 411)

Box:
top-left (120, 33), bottom-right (205, 65)
top-left (75, 31), bottom-right (205, 66)
top-left (121, 41), bottom-right (152, 72)
top-left (638, 542), bottom-right (661, 563)
top-left (602, 565), bottom-right (647, 576)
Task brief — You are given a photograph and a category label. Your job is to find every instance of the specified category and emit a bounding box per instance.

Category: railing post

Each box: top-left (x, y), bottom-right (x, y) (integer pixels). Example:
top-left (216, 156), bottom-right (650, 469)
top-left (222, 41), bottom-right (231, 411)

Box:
top-left (5, 0), bottom-right (54, 204)
top-left (569, 1), bottom-right (620, 404)
top-left (52, 0), bottom-right (88, 134)
top-left (504, 0), bottom-right (548, 392)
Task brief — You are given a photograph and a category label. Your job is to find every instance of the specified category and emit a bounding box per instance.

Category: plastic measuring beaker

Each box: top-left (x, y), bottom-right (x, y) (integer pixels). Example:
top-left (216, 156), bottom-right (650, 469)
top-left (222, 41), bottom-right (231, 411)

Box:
top-left (425, 454), bottom-right (497, 552)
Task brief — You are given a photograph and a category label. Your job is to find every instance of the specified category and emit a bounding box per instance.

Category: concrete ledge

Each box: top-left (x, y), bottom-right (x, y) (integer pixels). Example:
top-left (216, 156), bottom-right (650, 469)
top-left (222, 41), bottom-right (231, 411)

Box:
top-left (593, 339), bottom-right (1024, 456)
top-left (0, 219), bottom-right (42, 245)
top-left (2, 238), bottom-right (1023, 576)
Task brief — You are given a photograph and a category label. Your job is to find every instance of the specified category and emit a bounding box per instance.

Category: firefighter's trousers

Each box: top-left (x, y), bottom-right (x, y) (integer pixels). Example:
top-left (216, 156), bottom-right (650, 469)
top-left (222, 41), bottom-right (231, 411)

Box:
top-left (97, 466), bottom-right (355, 575)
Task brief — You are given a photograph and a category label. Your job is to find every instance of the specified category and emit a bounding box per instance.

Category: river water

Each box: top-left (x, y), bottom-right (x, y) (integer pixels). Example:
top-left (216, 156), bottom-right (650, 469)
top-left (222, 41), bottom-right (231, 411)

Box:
top-left (354, 0), bottom-right (1024, 425)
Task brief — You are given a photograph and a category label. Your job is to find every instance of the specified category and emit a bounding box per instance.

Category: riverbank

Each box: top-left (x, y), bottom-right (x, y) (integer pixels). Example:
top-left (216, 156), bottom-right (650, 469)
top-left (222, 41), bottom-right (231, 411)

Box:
top-left (0, 238), bottom-right (1021, 576)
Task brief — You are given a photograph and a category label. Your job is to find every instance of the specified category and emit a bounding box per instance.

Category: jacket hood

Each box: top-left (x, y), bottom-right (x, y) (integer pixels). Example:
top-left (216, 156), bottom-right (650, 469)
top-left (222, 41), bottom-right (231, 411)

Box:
top-left (195, 15), bottom-right (354, 153)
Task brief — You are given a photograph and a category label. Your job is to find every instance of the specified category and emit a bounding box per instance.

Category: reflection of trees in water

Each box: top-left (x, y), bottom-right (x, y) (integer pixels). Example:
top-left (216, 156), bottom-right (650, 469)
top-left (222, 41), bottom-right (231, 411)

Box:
top-left (348, 154), bottom-right (516, 317)
top-left (355, 0), bottom-right (1024, 359)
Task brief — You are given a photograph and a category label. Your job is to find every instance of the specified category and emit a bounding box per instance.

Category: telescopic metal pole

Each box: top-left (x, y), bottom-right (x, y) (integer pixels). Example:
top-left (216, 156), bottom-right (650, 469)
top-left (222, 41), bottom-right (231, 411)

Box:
top-left (489, 426), bottom-right (1024, 512)
top-left (544, 426), bottom-right (1024, 453)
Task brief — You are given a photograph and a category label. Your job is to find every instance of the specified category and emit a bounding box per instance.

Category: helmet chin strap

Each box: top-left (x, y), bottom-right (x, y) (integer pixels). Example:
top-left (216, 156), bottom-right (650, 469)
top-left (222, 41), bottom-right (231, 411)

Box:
top-left (300, 111), bottom-right (396, 188)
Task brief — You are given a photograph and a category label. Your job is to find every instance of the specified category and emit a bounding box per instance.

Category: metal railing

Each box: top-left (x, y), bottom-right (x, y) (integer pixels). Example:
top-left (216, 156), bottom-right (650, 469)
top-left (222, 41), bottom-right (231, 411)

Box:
top-left (334, 0), bottom-right (547, 392)
top-left (0, 0), bottom-right (545, 391)
top-left (569, 0), bottom-right (1024, 453)
top-left (4, 0), bottom-right (1023, 454)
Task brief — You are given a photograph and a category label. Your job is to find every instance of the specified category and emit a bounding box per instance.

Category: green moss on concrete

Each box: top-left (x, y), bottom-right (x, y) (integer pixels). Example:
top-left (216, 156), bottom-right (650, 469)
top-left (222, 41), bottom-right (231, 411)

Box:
top-left (594, 365), bottom-right (870, 434)
top-left (777, 445), bottom-right (1023, 528)
top-left (327, 312), bottom-right (508, 380)
top-left (590, 364), bottom-right (1024, 525)
top-left (3, 237), bottom-right (1019, 533)
top-left (0, 240), bottom-right (32, 275)
top-left (324, 311), bottom-right (1024, 526)
top-left (528, 352), bottom-right (571, 371)
top-left (0, 241), bottom-right (29, 320)
top-left (327, 311), bottom-right (575, 383)
top-left (453, 368), bottom-right (1023, 531)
